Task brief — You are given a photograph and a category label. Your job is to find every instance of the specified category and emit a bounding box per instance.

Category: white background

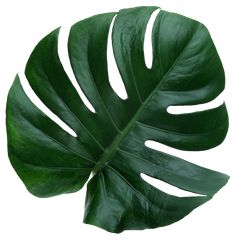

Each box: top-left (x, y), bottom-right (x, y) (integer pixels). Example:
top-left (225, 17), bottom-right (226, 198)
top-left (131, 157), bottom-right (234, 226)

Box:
top-left (0, 0), bottom-right (234, 244)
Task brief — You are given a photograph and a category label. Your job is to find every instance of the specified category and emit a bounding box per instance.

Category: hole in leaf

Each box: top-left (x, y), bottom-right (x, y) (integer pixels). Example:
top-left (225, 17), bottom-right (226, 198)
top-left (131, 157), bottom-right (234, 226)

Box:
top-left (58, 25), bottom-right (96, 113)
top-left (145, 140), bottom-right (223, 170)
top-left (19, 72), bottom-right (77, 137)
top-left (167, 92), bottom-right (224, 114)
top-left (145, 140), bottom-right (202, 167)
top-left (141, 173), bottom-right (203, 197)
top-left (144, 9), bottom-right (161, 69)
top-left (107, 15), bottom-right (128, 100)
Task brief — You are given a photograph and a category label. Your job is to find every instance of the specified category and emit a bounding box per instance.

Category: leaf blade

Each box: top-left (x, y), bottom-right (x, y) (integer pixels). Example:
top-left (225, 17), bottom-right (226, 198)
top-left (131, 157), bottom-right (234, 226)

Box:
top-left (6, 6), bottom-right (229, 232)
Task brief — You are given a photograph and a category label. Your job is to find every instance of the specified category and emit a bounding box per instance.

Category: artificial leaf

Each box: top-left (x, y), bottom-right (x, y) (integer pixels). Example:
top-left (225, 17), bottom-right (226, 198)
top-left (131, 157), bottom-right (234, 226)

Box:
top-left (6, 6), bottom-right (229, 233)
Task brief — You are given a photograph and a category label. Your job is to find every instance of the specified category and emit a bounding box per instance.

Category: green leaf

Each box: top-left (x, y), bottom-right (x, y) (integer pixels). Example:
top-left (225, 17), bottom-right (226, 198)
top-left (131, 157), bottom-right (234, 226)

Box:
top-left (6, 6), bottom-right (229, 233)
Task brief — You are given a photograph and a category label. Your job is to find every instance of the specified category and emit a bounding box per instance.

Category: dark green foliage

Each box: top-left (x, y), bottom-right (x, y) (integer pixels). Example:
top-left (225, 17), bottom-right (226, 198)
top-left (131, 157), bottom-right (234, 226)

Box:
top-left (6, 6), bottom-right (229, 233)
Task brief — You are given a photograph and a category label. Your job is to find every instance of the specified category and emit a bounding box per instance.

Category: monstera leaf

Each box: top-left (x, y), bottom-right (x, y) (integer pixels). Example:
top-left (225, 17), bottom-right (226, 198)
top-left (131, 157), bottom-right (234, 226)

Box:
top-left (6, 6), bottom-right (229, 233)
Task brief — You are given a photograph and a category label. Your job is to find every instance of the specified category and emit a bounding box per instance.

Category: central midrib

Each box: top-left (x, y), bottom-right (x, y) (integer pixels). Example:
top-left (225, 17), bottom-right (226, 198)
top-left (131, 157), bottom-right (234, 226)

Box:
top-left (92, 69), bottom-right (168, 174)
top-left (92, 99), bottom-right (145, 174)
top-left (92, 30), bottom-right (195, 174)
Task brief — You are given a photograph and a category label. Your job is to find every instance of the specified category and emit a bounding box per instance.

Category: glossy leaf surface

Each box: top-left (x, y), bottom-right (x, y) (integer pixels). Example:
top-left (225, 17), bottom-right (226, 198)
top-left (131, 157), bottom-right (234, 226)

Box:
top-left (6, 6), bottom-right (229, 233)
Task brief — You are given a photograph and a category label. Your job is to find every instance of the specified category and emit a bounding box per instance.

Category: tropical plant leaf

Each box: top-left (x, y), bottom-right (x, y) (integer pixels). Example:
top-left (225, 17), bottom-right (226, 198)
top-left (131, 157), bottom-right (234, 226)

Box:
top-left (6, 6), bottom-right (229, 233)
